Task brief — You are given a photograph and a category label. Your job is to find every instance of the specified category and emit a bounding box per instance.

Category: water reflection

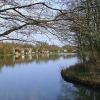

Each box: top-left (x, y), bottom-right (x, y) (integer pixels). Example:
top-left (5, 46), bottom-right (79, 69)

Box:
top-left (0, 54), bottom-right (76, 70)
top-left (58, 79), bottom-right (100, 100)
top-left (0, 54), bottom-right (99, 100)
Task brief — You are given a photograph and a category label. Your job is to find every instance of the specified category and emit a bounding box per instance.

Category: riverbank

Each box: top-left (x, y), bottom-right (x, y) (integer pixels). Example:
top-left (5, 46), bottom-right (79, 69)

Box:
top-left (61, 63), bottom-right (100, 89)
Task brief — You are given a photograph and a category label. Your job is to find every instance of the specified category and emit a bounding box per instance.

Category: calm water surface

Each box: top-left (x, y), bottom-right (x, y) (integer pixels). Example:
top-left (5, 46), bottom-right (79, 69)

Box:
top-left (0, 55), bottom-right (100, 100)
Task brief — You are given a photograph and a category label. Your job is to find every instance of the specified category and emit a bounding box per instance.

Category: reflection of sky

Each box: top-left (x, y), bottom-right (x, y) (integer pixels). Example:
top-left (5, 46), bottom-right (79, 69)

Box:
top-left (0, 56), bottom-right (99, 100)
top-left (0, 56), bottom-right (78, 100)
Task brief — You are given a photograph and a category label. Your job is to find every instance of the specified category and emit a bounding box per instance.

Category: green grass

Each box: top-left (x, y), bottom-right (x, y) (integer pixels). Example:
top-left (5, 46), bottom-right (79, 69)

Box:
top-left (61, 63), bottom-right (100, 88)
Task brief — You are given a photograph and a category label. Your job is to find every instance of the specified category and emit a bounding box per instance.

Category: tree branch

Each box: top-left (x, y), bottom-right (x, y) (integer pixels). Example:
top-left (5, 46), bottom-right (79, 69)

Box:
top-left (0, 23), bottom-right (29, 36)
top-left (0, 2), bottom-right (66, 13)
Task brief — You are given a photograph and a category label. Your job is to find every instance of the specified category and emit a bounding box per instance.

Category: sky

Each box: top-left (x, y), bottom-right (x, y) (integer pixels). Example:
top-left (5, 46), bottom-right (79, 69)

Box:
top-left (0, 0), bottom-right (66, 47)
top-left (33, 34), bottom-right (64, 47)
top-left (34, 0), bottom-right (64, 46)
top-left (14, 0), bottom-right (65, 46)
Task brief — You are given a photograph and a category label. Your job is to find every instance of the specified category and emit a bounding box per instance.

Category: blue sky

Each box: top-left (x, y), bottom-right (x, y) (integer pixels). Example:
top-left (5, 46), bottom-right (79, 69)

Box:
top-left (15, 0), bottom-right (65, 46)
top-left (33, 34), bottom-right (64, 47)
top-left (1, 0), bottom-right (65, 47)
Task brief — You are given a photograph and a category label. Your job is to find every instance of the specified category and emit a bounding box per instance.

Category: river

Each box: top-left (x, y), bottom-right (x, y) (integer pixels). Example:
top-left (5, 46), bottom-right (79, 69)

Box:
top-left (0, 55), bottom-right (99, 100)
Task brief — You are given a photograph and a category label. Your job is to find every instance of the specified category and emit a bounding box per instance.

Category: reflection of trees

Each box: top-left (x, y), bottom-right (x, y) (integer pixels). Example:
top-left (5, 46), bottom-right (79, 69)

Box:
top-left (62, 55), bottom-right (76, 59)
top-left (0, 55), bottom-right (32, 71)
top-left (29, 54), bottom-right (61, 64)
top-left (57, 78), bottom-right (100, 100)
top-left (0, 54), bottom-right (77, 71)
top-left (0, 56), bottom-right (15, 68)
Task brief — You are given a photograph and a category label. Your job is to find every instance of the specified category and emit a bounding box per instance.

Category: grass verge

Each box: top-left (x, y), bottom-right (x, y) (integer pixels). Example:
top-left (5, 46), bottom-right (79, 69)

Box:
top-left (61, 63), bottom-right (100, 89)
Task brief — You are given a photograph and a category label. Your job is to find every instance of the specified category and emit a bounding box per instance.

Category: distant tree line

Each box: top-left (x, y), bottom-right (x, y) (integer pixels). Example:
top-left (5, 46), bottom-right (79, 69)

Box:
top-left (0, 41), bottom-right (77, 55)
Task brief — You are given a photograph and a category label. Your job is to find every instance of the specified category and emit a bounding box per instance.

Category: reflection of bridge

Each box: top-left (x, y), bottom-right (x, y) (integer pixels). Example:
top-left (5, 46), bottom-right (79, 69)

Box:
top-left (13, 48), bottom-right (32, 55)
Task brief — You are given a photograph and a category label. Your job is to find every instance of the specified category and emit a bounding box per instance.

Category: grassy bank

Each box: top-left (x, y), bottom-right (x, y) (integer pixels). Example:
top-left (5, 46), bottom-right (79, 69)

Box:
top-left (61, 63), bottom-right (100, 89)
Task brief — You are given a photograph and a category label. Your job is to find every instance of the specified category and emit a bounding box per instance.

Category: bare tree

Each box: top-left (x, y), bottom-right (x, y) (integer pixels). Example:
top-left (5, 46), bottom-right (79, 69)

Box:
top-left (0, 0), bottom-right (81, 45)
top-left (0, 0), bottom-right (65, 43)
top-left (1, 0), bottom-right (100, 63)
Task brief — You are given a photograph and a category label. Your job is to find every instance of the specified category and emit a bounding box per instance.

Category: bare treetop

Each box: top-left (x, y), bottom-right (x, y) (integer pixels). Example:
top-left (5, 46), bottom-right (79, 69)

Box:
top-left (0, 0), bottom-right (82, 44)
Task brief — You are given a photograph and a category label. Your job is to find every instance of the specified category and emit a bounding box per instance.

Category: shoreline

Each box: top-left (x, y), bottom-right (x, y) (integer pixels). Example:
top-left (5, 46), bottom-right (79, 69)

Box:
top-left (61, 63), bottom-right (100, 89)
